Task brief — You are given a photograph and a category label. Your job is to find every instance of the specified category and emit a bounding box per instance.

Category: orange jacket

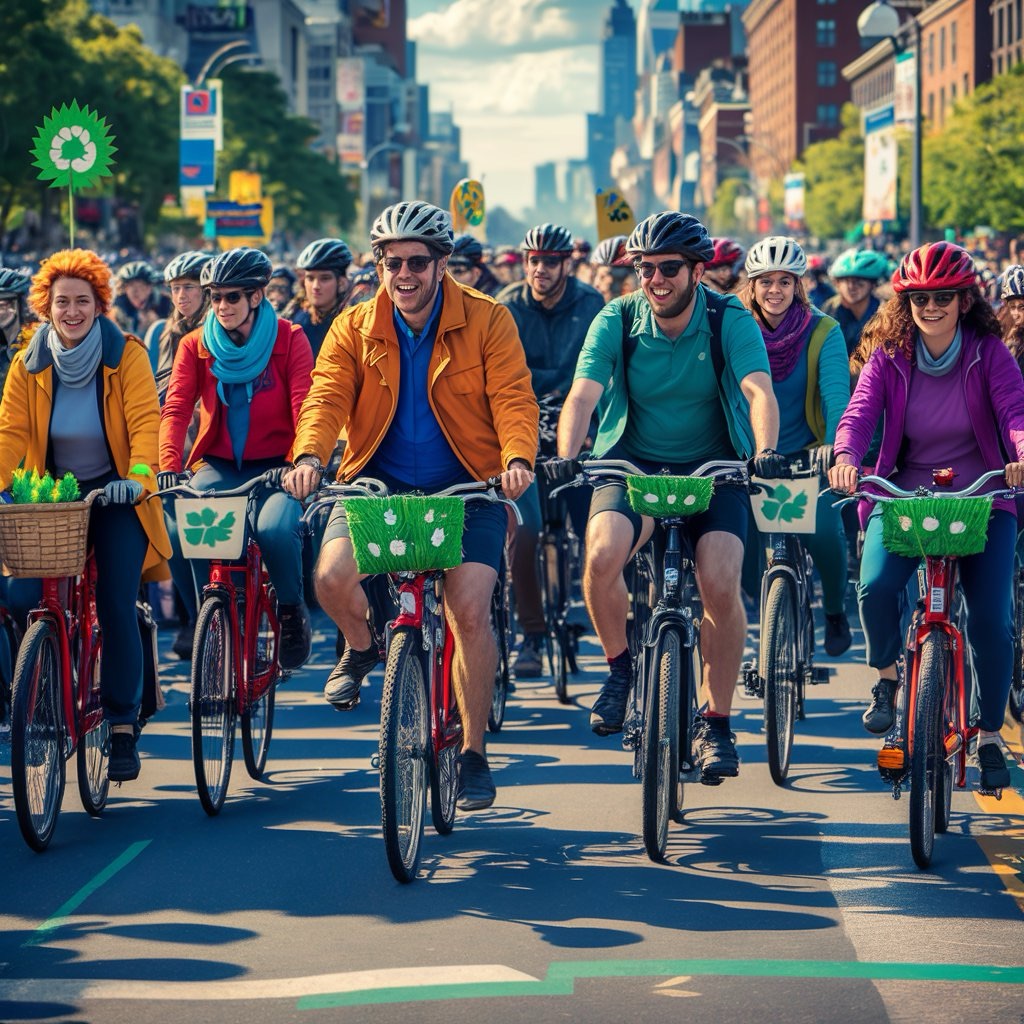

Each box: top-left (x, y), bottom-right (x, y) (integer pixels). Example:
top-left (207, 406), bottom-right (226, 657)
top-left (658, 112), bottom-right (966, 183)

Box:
top-left (293, 275), bottom-right (538, 481)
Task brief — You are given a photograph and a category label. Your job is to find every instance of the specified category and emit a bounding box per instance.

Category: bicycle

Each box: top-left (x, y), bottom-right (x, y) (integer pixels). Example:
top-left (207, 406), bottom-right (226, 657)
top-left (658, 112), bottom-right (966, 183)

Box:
top-left (743, 465), bottom-right (831, 785)
top-left (160, 472), bottom-right (285, 816)
top-left (839, 469), bottom-right (1015, 869)
top-left (1009, 529), bottom-right (1024, 727)
top-left (554, 457), bottom-right (749, 862)
top-left (305, 477), bottom-right (521, 884)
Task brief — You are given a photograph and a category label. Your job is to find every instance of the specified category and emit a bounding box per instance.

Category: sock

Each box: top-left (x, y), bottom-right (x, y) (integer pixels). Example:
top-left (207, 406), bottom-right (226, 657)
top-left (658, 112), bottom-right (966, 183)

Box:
top-left (978, 731), bottom-right (1001, 748)
top-left (698, 702), bottom-right (728, 721)
top-left (607, 649), bottom-right (631, 675)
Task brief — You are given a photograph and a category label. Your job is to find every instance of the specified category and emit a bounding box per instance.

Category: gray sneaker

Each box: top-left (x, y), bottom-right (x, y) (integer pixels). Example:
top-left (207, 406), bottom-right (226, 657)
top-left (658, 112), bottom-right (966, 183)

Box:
top-left (693, 715), bottom-right (739, 779)
top-left (324, 642), bottom-right (379, 710)
top-left (513, 633), bottom-right (544, 678)
top-left (456, 750), bottom-right (496, 810)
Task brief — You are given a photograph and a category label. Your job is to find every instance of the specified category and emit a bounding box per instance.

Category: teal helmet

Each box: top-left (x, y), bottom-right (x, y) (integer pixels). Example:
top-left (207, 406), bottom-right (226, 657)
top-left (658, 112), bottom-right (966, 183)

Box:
top-left (831, 248), bottom-right (889, 281)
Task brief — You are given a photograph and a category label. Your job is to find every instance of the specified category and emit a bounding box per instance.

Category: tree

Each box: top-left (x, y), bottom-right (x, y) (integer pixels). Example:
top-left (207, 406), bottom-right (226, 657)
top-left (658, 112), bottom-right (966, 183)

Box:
top-left (796, 103), bottom-right (864, 240)
top-left (707, 177), bottom-right (750, 235)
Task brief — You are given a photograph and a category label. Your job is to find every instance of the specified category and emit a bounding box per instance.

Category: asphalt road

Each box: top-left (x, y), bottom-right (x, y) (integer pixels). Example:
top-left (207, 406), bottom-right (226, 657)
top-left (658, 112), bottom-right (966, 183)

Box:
top-left (1, 594), bottom-right (1022, 1024)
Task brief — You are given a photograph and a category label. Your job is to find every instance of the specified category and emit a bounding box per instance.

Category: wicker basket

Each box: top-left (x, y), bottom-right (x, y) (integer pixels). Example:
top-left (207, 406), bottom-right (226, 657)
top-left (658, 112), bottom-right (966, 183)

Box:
top-left (0, 500), bottom-right (92, 578)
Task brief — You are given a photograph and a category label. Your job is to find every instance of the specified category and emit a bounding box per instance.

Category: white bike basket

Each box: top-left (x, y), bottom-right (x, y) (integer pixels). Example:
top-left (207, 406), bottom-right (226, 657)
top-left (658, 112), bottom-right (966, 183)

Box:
top-left (174, 496), bottom-right (249, 560)
top-left (750, 476), bottom-right (819, 535)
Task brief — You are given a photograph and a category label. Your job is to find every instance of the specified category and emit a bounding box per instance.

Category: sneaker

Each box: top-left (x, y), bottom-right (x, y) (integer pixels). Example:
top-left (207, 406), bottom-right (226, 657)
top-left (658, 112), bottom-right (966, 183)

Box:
top-left (171, 622), bottom-right (194, 661)
top-left (108, 731), bottom-right (140, 782)
top-left (978, 742), bottom-right (1011, 791)
top-left (512, 633), bottom-right (544, 678)
top-left (456, 749), bottom-right (496, 810)
top-left (324, 641), bottom-right (379, 709)
top-left (278, 603), bottom-right (312, 671)
top-left (824, 612), bottom-right (852, 657)
top-left (590, 668), bottom-right (632, 736)
top-left (862, 679), bottom-right (897, 734)
top-left (693, 715), bottom-right (740, 779)
top-left (335, 627), bottom-right (346, 659)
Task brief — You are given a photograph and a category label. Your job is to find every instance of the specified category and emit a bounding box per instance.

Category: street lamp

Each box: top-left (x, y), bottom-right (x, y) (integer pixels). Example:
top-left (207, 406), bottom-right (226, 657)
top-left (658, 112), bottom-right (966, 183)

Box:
top-left (195, 40), bottom-right (258, 88)
top-left (858, 0), bottom-right (922, 246)
top-left (359, 128), bottom-right (411, 246)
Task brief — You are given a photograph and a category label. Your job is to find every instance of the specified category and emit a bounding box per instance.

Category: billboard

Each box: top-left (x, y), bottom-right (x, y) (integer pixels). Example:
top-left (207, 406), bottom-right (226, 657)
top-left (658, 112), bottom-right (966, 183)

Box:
top-left (784, 172), bottom-right (805, 229)
top-left (863, 106), bottom-right (897, 224)
top-left (181, 81), bottom-right (223, 149)
top-left (336, 58), bottom-right (365, 166)
top-left (179, 138), bottom-right (216, 188)
top-left (894, 52), bottom-right (916, 127)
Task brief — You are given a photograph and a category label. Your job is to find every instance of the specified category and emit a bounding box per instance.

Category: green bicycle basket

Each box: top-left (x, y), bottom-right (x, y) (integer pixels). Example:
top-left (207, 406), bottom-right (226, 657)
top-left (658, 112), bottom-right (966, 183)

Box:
top-left (343, 495), bottom-right (465, 574)
top-left (880, 496), bottom-right (993, 558)
top-left (625, 475), bottom-right (713, 518)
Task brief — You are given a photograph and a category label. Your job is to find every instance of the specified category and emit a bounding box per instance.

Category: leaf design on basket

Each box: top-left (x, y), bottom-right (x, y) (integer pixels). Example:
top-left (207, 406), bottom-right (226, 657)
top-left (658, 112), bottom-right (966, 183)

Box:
top-left (183, 508), bottom-right (236, 547)
top-left (759, 484), bottom-right (807, 523)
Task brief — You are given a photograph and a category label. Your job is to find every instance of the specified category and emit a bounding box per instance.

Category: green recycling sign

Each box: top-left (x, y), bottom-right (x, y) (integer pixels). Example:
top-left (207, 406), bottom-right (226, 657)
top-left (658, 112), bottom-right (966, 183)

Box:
top-left (175, 496), bottom-right (248, 559)
top-left (750, 476), bottom-right (819, 535)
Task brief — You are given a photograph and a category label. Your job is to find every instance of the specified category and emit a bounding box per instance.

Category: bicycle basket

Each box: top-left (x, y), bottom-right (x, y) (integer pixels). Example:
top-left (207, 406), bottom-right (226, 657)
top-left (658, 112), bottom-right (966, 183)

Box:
top-left (625, 475), bottom-right (712, 518)
top-left (750, 475), bottom-right (819, 535)
top-left (344, 495), bottom-right (465, 573)
top-left (880, 496), bottom-right (992, 558)
top-left (0, 500), bottom-right (91, 577)
top-left (174, 496), bottom-right (249, 560)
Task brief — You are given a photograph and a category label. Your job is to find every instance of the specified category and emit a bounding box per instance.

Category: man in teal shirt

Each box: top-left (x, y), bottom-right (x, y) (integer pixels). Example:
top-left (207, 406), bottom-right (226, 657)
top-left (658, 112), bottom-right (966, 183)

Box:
top-left (545, 211), bottom-right (782, 781)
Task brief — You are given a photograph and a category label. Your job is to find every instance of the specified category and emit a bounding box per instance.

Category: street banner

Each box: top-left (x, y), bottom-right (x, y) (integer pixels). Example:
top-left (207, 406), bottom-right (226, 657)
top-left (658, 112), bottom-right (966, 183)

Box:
top-left (179, 138), bottom-right (216, 189)
top-left (863, 106), bottom-right (897, 224)
top-left (595, 187), bottom-right (635, 241)
top-left (784, 172), bottom-right (805, 230)
top-left (181, 83), bottom-right (223, 149)
top-left (894, 52), bottom-right (916, 127)
top-left (337, 58), bottom-right (365, 166)
top-left (450, 178), bottom-right (485, 235)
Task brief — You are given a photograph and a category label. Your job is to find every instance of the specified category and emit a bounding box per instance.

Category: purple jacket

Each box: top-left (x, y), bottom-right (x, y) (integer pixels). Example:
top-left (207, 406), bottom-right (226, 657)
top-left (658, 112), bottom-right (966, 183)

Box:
top-left (834, 327), bottom-right (1024, 481)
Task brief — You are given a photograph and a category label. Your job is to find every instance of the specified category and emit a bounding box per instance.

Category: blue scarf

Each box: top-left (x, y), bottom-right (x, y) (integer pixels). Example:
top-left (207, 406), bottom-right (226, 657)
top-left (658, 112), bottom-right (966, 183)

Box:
top-left (915, 325), bottom-right (962, 377)
top-left (47, 319), bottom-right (103, 388)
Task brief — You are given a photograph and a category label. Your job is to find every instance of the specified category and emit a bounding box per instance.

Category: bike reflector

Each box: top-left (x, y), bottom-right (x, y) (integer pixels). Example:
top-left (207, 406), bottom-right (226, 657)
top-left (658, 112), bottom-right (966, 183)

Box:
top-left (750, 476), bottom-right (819, 535)
top-left (175, 496), bottom-right (248, 560)
top-left (625, 475), bottom-right (712, 517)
top-left (344, 495), bottom-right (465, 573)
top-left (880, 496), bottom-right (992, 558)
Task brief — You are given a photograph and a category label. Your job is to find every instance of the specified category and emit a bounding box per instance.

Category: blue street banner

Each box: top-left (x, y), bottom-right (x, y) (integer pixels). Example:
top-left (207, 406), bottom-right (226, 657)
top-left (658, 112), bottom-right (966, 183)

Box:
top-left (179, 138), bottom-right (216, 188)
top-left (206, 199), bottom-right (263, 236)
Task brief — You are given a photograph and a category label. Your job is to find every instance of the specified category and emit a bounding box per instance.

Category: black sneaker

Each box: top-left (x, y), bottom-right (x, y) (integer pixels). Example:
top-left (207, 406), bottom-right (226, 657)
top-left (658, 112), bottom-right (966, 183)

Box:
top-left (512, 633), bottom-right (544, 678)
top-left (693, 715), bottom-right (740, 779)
top-left (978, 742), bottom-right (1011, 791)
top-left (171, 622), bottom-right (194, 661)
top-left (278, 603), bottom-right (312, 671)
top-left (824, 612), bottom-right (852, 657)
top-left (456, 749), bottom-right (496, 810)
top-left (108, 731), bottom-right (140, 782)
top-left (863, 679), bottom-right (897, 734)
top-left (324, 641), bottom-right (379, 709)
top-left (590, 668), bottom-right (632, 736)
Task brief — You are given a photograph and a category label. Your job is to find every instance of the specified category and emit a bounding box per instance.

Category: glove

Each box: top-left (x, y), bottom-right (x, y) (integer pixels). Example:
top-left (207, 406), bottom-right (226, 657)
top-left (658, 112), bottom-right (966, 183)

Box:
top-left (750, 449), bottom-right (789, 479)
top-left (104, 479), bottom-right (144, 505)
top-left (541, 457), bottom-right (580, 485)
top-left (809, 444), bottom-right (834, 478)
top-left (0, 490), bottom-right (12, 505)
top-left (156, 471), bottom-right (180, 491)
top-left (263, 466), bottom-right (289, 487)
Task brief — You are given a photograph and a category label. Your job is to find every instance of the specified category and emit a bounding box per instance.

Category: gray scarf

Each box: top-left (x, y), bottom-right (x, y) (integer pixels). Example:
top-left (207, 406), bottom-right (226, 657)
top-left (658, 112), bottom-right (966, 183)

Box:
top-left (915, 325), bottom-right (962, 377)
top-left (47, 319), bottom-right (103, 388)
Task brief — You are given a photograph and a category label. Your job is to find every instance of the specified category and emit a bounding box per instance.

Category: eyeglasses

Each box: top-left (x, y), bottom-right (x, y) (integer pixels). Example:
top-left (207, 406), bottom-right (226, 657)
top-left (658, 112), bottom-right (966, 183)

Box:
top-left (0, 298), bottom-right (17, 309)
top-left (634, 259), bottom-right (691, 280)
top-left (448, 264), bottom-right (474, 275)
top-left (208, 289), bottom-right (248, 305)
top-left (527, 255), bottom-right (565, 268)
top-left (907, 291), bottom-right (959, 308)
top-left (381, 255), bottom-right (435, 273)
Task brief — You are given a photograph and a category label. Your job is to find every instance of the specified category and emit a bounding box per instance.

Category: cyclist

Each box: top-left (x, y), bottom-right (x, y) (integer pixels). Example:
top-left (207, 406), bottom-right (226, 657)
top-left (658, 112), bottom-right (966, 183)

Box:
top-left (0, 249), bottom-right (172, 782)
top-left (806, 255), bottom-right (836, 309)
top-left (998, 264), bottom-right (1024, 375)
top-left (589, 235), bottom-right (636, 304)
top-left (498, 223), bottom-right (605, 678)
top-left (267, 265), bottom-right (297, 313)
top-left (447, 234), bottom-right (501, 296)
top-left (829, 241), bottom-right (1024, 791)
top-left (822, 248), bottom-right (889, 357)
top-left (112, 260), bottom-right (171, 338)
top-left (281, 200), bottom-right (538, 810)
top-left (159, 247), bottom-right (315, 671)
top-left (545, 211), bottom-right (783, 780)
top-left (739, 236), bottom-right (852, 655)
top-left (492, 246), bottom-right (523, 285)
top-left (0, 268), bottom-right (36, 395)
top-left (346, 263), bottom-right (380, 306)
top-left (702, 237), bottom-right (746, 295)
top-left (285, 237), bottom-right (355, 358)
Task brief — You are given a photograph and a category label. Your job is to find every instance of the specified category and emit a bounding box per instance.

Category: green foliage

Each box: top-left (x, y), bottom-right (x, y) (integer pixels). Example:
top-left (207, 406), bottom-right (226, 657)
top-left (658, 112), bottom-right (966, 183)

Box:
top-left (707, 177), bottom-right (749, 235)
top-left (344, 496), bottom-right (466, 573)
top-left (183, 507), bottom-right (238, 547)
top-left (10, 468), bottom-right (79, 503)
top-left (797, 104), bottom-right (865, 240)
top-left (881, 497), bottom-right (992, 558)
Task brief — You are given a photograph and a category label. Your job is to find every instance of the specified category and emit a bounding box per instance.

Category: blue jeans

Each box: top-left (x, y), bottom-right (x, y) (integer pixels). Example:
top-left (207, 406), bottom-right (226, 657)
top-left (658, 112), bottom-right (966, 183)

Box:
top-left (857, 507), bottom-right (1015, 732)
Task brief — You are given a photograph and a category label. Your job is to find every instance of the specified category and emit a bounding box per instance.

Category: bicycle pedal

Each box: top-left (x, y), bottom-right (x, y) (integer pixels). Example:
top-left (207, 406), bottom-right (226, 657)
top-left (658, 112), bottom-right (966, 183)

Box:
top-left (877, 746), bottom-right (905, 771)
top-left (742, 665), bottom-right (763, 699)
top-left (698, 772), bottom-right (725, 787)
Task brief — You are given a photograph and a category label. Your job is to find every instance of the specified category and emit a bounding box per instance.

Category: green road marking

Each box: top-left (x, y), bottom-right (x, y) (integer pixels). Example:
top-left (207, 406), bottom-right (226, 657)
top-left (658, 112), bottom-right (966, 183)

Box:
top-left (23, 840), bottom-right (151, 947)
top-left (297, 959), bottom-right (1024, 1009)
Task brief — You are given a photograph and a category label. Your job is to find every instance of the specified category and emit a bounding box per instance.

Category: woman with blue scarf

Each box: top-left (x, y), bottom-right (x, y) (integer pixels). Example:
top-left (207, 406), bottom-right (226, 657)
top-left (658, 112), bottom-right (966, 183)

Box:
top-left (159, 248), bottom-right (314, 670)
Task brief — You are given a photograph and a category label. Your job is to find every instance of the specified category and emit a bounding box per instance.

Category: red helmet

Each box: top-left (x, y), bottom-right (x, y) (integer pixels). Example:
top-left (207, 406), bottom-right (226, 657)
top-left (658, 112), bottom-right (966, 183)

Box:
top-left (706, 237), bottom-right (745, 270)
top-left (891, 242), bottom-right (975, 293)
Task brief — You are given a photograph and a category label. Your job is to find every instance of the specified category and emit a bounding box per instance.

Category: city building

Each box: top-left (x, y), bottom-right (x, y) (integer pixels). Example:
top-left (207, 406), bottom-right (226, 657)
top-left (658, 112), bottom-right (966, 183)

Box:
top-left (694, 66), bottom-right (750, 217)
top-left (991, 0), bottom-right (1024, 73)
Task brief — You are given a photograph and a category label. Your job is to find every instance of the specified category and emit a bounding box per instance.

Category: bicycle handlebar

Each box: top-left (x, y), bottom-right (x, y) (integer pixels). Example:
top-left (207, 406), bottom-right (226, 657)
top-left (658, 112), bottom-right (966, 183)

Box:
top-left (549, 457), bottom-right (749, 499)
top-left (833, 469), bottom-right (1017, 504)
top-left (156, 470), bottom-right (282, 501)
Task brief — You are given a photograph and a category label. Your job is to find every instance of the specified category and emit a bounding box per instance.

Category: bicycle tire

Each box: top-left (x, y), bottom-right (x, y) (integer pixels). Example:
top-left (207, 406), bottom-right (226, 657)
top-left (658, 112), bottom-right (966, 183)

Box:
top-left (430, 668), bottom-right (460, 837)
top-left (1010, 549), bottom-right (1024, 723)
top-left (761, 575), bottom-right (798, 786)
top-left (77, 641), bottom-right (109, 816)
top-left (190, 595), bottom-right (237, 816)
top-left (487, 581), bottom-right (510, 733)
top-left (10, 620), bottom-right (66, 852)
top-left (642, 626), bottom-right (682, 863)
top-left (380, 626), bottom-right (429, 883)
top-left (625, 553), bottom-right (655, 659)
top-left (910, 630), bottom-right (948, 869)
top-left (241, 605), bottom-right (277, 779)
top-left (539, 536), bottom-right (571, 703)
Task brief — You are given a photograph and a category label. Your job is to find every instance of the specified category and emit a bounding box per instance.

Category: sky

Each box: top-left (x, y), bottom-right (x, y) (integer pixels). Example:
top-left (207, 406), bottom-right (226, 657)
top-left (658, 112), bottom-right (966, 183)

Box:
top-left (408, 0), bottom-right (605, 216)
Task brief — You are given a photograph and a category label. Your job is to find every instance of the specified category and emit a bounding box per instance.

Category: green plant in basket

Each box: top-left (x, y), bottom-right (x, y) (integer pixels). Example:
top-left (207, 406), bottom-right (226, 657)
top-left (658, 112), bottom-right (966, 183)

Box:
top-left (344, 495), bottom-right (465, 573)
top-left (626, 475), bottom-right (713, 518)
top-left (10, 469), bottom-right (80, 504)
top-left (881, 496), bottom-right (992, 558)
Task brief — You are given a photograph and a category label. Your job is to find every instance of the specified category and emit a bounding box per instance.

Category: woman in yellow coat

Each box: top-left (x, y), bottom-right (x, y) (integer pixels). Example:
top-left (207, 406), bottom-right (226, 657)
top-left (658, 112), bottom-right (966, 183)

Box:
top-left (0, 249), bottom-right (171, 783)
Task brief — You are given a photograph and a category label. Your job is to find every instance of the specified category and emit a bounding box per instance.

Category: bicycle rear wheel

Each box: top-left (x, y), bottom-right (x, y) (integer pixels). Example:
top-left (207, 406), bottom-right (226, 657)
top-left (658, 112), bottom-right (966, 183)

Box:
top-left (241, 606), bottom-right (277, 779)
top-left (642, 626), bottom-right (682, 863)
top-left (77, 641), bottom-right (109, 816)
top-left (487, 578), bottom-right (510, 733)
top-left (10, 620), bottom-right (66, 852)
top-left (191, 595), bottom-right (237, 816)
top-left (910, 630), bottom-right (948, 868)
top-left (539, 536), bottom-right (570, 703)
top-left (380, 626), bottom-right (430, 883)
top-left (761, 576), bottom-right (798, 785)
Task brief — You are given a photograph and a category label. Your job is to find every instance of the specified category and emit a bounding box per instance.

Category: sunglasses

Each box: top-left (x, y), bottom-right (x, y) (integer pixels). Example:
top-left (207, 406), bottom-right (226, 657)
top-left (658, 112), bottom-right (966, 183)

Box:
top-left (448, 263), bottom-right (474, 274)
top-left (634, 259), bottom-right (691, 280)
top-left (527, 254), bottom-right (565, 268)
top-left (208, 289), bottom-right (248, 305)
top-left (381, 255), bottom-right (435, 273)
top-left (907, 291), bottom-right (959, 308)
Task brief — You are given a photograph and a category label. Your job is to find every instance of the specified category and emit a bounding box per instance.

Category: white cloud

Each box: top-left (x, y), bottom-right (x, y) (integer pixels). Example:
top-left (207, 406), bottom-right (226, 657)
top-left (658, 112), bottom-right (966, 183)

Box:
top-left (410, 0), bottom-right (579, 51)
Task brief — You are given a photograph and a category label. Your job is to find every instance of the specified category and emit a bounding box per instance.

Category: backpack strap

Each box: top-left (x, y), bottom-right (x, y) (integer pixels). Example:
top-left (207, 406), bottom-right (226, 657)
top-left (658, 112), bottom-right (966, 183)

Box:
top-left (804, 312), bottom-right (838, 444)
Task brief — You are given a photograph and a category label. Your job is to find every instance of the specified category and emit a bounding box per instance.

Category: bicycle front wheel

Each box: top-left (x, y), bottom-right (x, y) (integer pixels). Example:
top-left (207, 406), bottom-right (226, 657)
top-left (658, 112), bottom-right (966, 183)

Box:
top-left (910, 630), bottom-right (948, 869)
top-left (380, 626), bottom-right (430, 883)
top-left (487, 581), bottom-right (510, 733)
top-left (241, 607), bottom-right (277, 779)
top-left (642, 626), bottom-right (682, 863)
top-left (77, 641), bottom-right (109, 816)
top-left (11, 620), bottom-right (66, 852)
top-left (761, 576), bottom-right (798, 785)
top-left (191, 595), bottom-right (237, 816)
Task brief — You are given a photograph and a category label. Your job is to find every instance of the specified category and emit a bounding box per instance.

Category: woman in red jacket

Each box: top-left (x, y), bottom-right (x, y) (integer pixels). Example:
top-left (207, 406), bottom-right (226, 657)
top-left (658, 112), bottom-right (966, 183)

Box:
top-left (159, 247), bottom-right (314, 669)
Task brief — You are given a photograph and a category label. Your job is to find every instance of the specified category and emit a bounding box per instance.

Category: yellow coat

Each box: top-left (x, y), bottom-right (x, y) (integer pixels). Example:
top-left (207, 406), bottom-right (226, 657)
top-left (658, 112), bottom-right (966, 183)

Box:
top-left (0, 318), bottom-right (172, 578)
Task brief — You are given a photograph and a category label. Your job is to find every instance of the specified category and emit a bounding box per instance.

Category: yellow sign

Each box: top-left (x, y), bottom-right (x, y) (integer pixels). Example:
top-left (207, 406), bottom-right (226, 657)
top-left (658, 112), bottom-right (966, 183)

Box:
top-left (450, 178), bottom-right (485, 234)
top-left (229, 170), bottom-right (262, 204)
top-left (595, 187), bottom-right (635, 241)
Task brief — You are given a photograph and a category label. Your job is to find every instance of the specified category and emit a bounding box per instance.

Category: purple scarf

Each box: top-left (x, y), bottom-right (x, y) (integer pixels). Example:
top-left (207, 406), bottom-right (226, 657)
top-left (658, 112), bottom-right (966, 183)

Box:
top-left (759, 303), bottom-right (813, 382)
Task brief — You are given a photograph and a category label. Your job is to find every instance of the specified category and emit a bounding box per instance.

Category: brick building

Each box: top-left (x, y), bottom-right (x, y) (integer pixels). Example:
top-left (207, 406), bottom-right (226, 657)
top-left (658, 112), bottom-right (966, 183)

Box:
top-left (918, 0), bottom-right (992, 130)
top-left (991, 0), bottom-right (1024, 74)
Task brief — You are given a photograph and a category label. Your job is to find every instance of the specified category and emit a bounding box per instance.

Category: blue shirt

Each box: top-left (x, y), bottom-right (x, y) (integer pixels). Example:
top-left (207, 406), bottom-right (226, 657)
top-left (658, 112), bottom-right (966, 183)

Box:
top-left (367, 288), bottom-right (470, 490)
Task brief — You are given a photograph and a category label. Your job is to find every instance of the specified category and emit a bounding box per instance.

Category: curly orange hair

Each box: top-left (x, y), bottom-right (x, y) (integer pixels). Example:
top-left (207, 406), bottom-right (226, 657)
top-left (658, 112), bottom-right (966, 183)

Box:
top-left (29, 248), bottom-right (113, 321)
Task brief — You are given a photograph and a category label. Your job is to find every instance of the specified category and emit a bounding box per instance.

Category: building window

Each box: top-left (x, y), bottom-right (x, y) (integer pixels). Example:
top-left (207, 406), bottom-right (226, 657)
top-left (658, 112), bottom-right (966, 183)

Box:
top-left (928, 93), bottom-right (934, 123)
top-left (817, 60), bottom-right (837, 86)
top-left (939, 27), bottom-right (945, 70)
top-left (817, 103), bottom-right (839, 126)
top-left (998, 6), bottom-right (1005, 48)
top-left (997, 54), bottom-right (1004, 75)
top-left (816, 19), bottom-right (836, 46)
top-left (927, 32), bottom-right (934, 76)
top-left (951, 22), bottom-right (957, 64)
top-left (964, 72), bottom-right (969, 94)
top-left (951, 82), bottom-right (957, 101)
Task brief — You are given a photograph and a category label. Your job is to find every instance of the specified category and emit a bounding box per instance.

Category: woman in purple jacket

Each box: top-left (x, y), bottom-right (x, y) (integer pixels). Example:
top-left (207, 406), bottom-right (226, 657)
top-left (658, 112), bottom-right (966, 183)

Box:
top-left (829, 242), bottom-right (1024, 792)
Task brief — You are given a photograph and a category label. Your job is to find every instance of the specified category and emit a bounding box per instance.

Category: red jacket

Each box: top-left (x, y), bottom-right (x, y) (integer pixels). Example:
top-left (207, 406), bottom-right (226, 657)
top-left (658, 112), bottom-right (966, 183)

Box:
top-left (159, 318), bottom-right (313, 471)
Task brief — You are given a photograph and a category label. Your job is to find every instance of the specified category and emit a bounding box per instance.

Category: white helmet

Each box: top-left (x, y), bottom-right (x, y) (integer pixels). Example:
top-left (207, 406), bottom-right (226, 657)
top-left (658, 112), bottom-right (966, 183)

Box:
top-left (745, 236), bottom-right (807, 279)
top-left (1001, 264), bottom-right (1024, 300)
top-left (370, 200), bottom-right (455, 256)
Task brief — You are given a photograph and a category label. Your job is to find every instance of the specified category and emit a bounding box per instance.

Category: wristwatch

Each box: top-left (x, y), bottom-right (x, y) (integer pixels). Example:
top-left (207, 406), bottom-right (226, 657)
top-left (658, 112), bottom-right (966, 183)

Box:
top-left (294, 454), bottom-right (323, 473)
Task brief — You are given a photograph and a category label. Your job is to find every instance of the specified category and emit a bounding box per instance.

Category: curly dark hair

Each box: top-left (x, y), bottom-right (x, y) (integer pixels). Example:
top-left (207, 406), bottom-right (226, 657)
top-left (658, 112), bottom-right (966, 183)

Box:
top-left (998, 303), bottom-right (1024, 365)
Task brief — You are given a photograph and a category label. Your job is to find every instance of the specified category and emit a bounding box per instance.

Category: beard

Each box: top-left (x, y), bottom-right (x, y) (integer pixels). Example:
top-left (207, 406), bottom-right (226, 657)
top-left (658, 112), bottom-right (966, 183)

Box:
top-left (651, 275), bottom-right (698, 320)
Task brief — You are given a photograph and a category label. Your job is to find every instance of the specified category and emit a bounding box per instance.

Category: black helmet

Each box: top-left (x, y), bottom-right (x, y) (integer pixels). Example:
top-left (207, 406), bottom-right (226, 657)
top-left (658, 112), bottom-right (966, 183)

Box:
top-left (270, 265), bottom-right (297, 285)
top-left (451, 234), bottom-right (484, 264)
top-left (0, 267), bottom-right (31, 297)
top-left (521, 223), bottom-right (573, 254)
top-left (163, 250), bottom-right (213, 283)
top-left (117, 259), bottom-right (156, 284)
top-left (370, 201), bottom-right (455, 256)
top-left (296, 237), bottom-right (353, 274)
top-left (200, 247), bottom-right (272, 290)
top-left (626, 212), bottom-right (714, 263)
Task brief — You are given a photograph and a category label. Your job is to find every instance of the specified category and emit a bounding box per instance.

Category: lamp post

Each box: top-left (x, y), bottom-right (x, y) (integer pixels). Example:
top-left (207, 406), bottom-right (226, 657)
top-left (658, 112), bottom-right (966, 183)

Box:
top-left (858, 0), bottom-right (922, 246)
top-left (195, 40), bottom-right (257, 88)
top-left (359, 138), bottom-right (409, 246)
